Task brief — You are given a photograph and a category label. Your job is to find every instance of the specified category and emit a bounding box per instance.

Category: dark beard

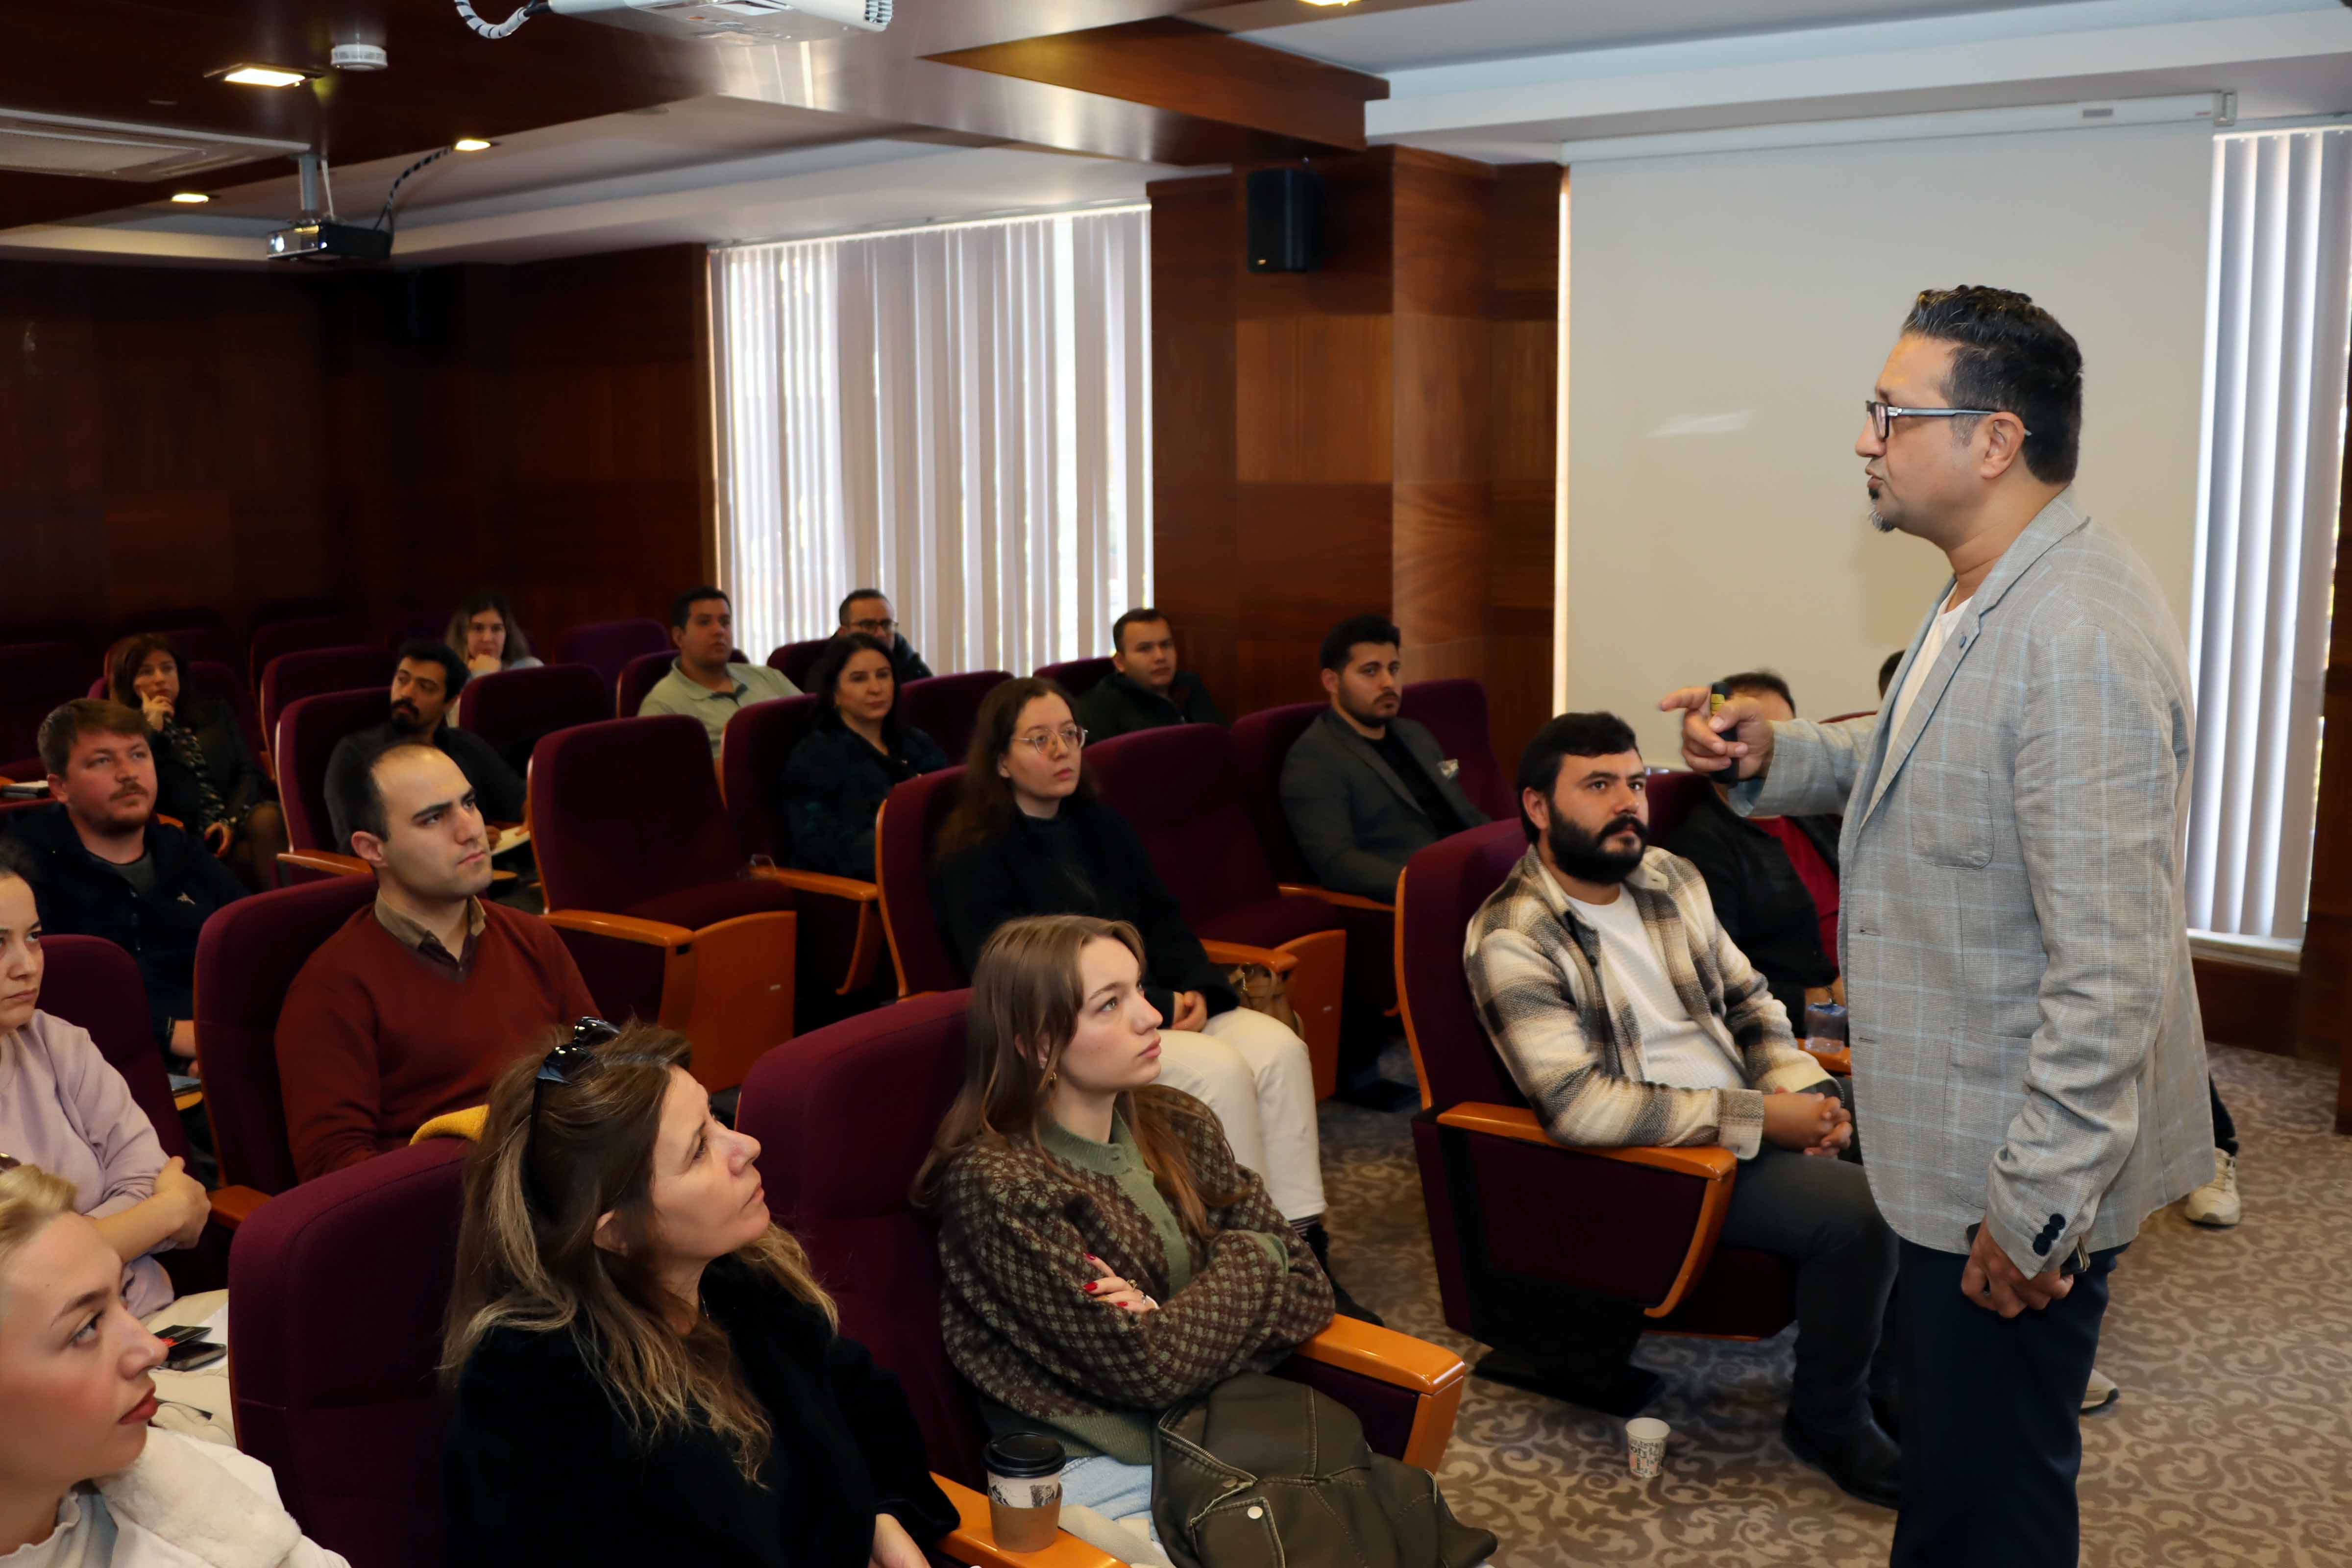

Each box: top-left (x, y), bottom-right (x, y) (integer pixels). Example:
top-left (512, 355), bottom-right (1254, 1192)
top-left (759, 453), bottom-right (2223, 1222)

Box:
top-left (1546, 810), bottom-right (1647, 884)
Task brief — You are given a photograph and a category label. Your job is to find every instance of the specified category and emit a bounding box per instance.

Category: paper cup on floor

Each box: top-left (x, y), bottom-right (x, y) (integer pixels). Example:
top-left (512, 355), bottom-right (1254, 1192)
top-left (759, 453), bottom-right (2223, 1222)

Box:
top-left (1625, 1417), bottom-right (1669, 1479)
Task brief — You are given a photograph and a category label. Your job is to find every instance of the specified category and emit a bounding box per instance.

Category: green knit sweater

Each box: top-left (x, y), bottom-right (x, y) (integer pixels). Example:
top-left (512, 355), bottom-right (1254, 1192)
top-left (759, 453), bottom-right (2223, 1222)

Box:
top-left (936, 1088), bottom-right (1334, 1464)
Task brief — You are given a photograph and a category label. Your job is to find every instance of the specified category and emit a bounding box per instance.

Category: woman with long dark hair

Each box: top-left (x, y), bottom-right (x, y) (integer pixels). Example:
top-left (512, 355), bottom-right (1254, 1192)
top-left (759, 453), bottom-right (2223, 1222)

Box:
top-left (930, 679), bottom-right (1375, 1323)
top-left (779, 633), bottom-right (947, 879)
top-left (445, 592), bottom-right (542, 676)
top-left (106, 634), bottom-right (283, 892)
top-left (441, 1020), bottom-right (954, 1567)
top-left (913, 915), bottom-right (1334, 1557)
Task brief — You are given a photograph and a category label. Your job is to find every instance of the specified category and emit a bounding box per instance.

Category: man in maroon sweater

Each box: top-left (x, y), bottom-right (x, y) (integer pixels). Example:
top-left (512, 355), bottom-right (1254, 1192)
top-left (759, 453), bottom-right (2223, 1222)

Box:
top-left (277, 739), bottom-right (598, 1181)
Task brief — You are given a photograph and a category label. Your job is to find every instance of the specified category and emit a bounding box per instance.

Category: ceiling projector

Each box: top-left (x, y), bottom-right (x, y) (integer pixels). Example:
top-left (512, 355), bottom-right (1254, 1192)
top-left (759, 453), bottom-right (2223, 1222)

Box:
top-left (545, 0), bottom-right (890, 41)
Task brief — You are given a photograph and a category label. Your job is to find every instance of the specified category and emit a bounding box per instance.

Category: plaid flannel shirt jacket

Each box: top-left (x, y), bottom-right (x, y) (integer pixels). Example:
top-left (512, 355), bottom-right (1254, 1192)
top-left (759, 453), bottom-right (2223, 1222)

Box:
top-left (1463, 845), bottom-right (1833, 1159)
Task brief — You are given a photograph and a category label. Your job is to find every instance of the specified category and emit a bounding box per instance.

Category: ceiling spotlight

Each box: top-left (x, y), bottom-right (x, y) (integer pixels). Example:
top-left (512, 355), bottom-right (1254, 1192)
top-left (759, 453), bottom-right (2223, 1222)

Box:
top-left (169, 192), bottom-right (211, 204)
top-left (210, 64), bottom-right (318, 88)
top-left (1300, 0), bottom-right (1358, 7)
top-left (452, 137), bottom-right (496, 152)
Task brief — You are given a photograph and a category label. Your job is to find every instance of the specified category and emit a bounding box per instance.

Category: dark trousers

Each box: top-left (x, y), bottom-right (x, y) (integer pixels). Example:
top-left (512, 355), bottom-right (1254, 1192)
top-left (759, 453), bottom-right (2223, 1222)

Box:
top-left (1715, 1147), bottom-right (1897, 1430)
top-left (2209, 1076), bottom-right (2237, 1157)
top-left (1889, 1238), bottom-right (2123, 1568)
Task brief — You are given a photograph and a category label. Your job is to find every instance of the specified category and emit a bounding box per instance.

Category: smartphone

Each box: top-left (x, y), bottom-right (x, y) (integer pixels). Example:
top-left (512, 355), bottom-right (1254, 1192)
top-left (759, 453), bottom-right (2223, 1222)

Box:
top-left (152, 1323), bottom-right (209, 1346)
top-left (1708, 679), bottom-right (1735, 730)
top-left (164, 1338), bottom-right (226, 1372)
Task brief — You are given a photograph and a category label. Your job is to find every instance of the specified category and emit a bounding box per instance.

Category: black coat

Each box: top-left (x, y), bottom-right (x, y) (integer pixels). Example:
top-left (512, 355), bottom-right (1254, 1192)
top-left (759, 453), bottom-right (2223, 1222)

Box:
top-left (888, 635), bottom-right (934, 686)
top-left (1074, 670), bottom-right (1226, 744)
top-left (151, 699), bottom-right (273, 833)
top-left (931, 795), bottom-right (1236, 1026)
top-left (443, 1257), bottom-right (956, 1568)
top-left (7, 803), bottom-right (246, 1051)
top-left (778, 716), bottom-right (948, 880)
top-left (1657, 785), bottom-right (1841, 1026)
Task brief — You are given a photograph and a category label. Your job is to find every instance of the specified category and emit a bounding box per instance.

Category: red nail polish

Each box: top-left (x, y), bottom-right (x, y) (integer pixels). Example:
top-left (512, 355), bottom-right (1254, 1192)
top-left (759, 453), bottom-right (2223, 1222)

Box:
top-left (1084, 1282), bottom-right (1098, 1293)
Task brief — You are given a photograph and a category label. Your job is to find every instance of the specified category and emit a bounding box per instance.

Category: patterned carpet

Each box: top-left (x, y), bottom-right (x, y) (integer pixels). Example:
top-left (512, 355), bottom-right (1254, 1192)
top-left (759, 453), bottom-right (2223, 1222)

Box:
top-left (1314, 1044), bottom-right (2352, 1568)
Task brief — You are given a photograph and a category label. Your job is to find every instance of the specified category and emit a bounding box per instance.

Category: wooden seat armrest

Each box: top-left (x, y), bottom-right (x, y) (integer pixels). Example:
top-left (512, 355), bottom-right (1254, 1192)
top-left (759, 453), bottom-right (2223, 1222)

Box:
top-left (1433, 1102), bottom-right (1739, 1319)
top-left (1198, 939), bottom-right (1299, 975)
top-left (539, 909), bottom-right (698, 949)
top-left (750, 866), bottom-right (881, 902)
top-left (276, 850), bottom-right (370, 879)
top-left (1292, 1320), bottom-right (1468, 1471)
top-left (1434, 1103), bottom-right (1736, 1180)
top-left (936, 1475), bottom-right (1123, 1568)
top-left (207, 1186), bottom-right (270, 1229)
top-left (1812, 1046), bottom-right (1853, 1077)
top-left (1276, 882), bottom-right (1394, 914)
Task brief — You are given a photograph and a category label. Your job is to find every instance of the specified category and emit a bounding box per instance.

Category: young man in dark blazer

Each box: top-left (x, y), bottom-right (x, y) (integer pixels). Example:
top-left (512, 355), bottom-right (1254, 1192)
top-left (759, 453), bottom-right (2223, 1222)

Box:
top-left (1278, 613), bottom-right (1489, 904)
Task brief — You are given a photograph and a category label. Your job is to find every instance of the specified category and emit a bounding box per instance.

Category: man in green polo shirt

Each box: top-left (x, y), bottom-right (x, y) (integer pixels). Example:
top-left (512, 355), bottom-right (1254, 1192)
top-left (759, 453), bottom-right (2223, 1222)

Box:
top-left (637, 586), bottom-right (800, 755)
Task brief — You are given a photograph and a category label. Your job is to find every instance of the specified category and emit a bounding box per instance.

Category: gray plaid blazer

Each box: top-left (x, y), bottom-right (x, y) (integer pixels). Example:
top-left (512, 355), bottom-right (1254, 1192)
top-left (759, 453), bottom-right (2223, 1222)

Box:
top-left (1739, 490), bottom-right (2211, 1268)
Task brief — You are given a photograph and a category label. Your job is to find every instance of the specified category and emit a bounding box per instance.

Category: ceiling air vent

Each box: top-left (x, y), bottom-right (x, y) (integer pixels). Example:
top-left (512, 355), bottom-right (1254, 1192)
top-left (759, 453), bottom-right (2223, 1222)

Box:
top-left (0, 108), bottom-right (307, 180)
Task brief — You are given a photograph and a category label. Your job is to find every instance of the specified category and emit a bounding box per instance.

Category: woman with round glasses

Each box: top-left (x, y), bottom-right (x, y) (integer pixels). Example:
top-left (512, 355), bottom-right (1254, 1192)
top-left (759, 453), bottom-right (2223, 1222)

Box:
top-left (441, 1019), bottom-right (954, 1568)
top-left (930, 679), bottom-right (1377, 1323)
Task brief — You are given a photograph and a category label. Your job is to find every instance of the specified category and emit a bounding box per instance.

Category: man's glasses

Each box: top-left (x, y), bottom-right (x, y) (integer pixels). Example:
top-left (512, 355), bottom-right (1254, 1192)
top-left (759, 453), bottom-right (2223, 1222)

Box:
top-left (1864, 400), bottom-right (2030, 441)
top-left (1012, 726), bottom-right (1087, 756)
top-left (525, 1017), bottom-right (619, 1205)
top-left (849, 618), bottom-right (898, 637)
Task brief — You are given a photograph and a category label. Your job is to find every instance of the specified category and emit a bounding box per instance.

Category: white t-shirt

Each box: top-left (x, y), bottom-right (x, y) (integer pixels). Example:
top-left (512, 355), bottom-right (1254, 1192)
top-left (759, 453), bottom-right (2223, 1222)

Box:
top-left (1564, 888), bottom-right (1746, 1094)
top-left (0, 1489), bottom-right (115, 1566)
top-left (1887, 593), bottom-right (1973, 741)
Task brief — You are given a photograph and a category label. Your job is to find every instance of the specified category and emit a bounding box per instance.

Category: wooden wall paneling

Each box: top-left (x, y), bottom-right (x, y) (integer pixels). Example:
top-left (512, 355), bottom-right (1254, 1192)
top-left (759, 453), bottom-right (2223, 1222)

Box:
top-left (1482, 164), bottom-right (1565, 769)
top-left (2296, 339), bottom-right (2352, 1132)
top-left (1150, 173), bottom-right (1242, 712)
top-left (2193, 957), bottom-right (2305, 1059)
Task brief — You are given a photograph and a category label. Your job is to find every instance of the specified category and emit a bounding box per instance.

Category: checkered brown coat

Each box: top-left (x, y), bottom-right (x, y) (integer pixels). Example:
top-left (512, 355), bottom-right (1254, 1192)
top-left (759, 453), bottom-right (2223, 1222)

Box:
top-left (934, 1089), bottom-right (1333, 1460)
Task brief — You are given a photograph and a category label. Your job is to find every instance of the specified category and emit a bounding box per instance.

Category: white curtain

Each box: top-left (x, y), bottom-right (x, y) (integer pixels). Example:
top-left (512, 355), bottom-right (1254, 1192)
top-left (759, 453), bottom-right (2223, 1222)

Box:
top-left (712, 208), bottom-right (1152, 677)
top-left (2185, 128), bottom-right (2352, 940)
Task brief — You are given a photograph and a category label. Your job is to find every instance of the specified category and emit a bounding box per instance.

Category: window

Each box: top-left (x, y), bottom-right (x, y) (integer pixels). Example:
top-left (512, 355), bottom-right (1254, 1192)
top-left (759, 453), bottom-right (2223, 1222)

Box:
top-left (2184, 128), bottom-right (2352, 942)
top-left (711, 207), bottom-right (1152, 677)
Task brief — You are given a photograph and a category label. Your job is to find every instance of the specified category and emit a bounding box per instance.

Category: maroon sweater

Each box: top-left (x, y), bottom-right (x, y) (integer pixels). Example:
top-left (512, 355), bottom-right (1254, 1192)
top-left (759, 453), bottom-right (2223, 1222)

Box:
top-left (277, 901), bottom-right (598, 1182)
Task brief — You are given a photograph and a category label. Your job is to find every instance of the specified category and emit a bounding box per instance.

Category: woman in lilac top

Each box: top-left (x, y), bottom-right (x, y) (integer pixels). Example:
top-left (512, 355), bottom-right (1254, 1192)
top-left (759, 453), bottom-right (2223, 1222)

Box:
top-left (0, 842), bottom-right (208, 1317)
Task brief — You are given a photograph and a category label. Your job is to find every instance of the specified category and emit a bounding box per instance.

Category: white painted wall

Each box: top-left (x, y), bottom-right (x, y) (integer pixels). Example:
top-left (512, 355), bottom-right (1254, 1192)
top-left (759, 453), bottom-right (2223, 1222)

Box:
top-left (1564, 122), bottom-right (2215, 755)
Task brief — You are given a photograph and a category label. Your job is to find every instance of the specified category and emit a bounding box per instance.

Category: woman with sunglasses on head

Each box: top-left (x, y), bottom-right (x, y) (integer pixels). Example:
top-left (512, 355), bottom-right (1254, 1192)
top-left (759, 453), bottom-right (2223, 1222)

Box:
top-left (105, 634), bottom-right (285, 893)
top-left (914, 916), bottom-right (1337, 1559)
top-left (778, 633), bottom-right (948, 880)
top-left (441, 1020), bottom-right (955, 1568)
top-left (930, 678), bottom-right (1376, 1323)
top-left (0, 1158), bottom-right (346, 1565)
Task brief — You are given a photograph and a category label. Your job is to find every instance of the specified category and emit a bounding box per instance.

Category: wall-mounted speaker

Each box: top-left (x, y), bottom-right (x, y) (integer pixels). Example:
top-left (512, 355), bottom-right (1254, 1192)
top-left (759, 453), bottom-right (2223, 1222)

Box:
top-left (1245, 167), bottom-right (1322, 273)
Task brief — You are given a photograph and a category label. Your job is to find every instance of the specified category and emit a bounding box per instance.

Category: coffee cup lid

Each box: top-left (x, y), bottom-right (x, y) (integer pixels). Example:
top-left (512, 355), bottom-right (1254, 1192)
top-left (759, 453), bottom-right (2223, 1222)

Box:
top-left (983, 1433), bottom-right (1065, 1478)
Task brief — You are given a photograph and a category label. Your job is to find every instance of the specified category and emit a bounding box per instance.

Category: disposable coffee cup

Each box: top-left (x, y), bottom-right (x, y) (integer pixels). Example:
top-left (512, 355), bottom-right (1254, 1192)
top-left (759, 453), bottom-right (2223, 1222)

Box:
top-left (984, 1433), bottom-right (1065, 1552)
top-left (1625, 1417), bottom-right (1669, 1479)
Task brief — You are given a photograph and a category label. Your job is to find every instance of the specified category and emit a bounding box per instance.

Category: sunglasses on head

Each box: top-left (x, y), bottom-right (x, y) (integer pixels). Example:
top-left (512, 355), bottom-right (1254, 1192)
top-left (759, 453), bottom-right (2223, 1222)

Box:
top-left (523, 1017), bottom-right (620, 1207)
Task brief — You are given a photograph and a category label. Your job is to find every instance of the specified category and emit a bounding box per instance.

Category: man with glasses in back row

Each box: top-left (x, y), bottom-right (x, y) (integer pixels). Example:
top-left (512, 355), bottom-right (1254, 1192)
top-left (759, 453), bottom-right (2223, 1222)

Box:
top-left (1664, 286), bottom-right (2210, 1567)
top-left (838, 588), bottom-right (934, 686)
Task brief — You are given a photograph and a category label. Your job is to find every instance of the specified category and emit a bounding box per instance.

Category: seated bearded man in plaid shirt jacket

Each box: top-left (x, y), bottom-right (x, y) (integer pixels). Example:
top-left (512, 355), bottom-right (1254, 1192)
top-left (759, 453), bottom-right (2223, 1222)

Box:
top-left (1464, 712), bottom-right (1902, 1509)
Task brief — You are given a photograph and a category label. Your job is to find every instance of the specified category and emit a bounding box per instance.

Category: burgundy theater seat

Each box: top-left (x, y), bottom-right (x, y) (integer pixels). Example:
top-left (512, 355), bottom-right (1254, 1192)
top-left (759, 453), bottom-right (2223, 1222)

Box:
top-left (554, 617), bottom-right (670, 690)
top-left (382, 610), bottom-right (447, 648)
top-left (874, 767), bottom-right (967, 997)
top-left (0, 641), bottom-right (92, 777)
top-left (615, 649), bottom-right (673, 717)
top-left (897, 670), bottom-right (1007, 763)
top-left (248, 614), bottom-right (374, 689)
top-left (274, 687), bottom-right (391, 877)
top-left (1231, 701), bottom-right (1398, 1012)
top-left (738, 991), bottom-right (1471, 1504)
top-left (1643, 769), bottom-right (1710, 842)
top-left (1083, 725), bottom-right (1349, 1096)
top-left (454, 662), bottom-right (609, 777)
top-left (38, 935), bottom-right (244, 1284)
top-left (1035, 655), bottom-right (1113, 697)
top-left (260, 645), bottom-right (397, 756)
top-left (721, 694), bottom-right (820, 862)
top-left (716, 697), bottom-right (881, 1006)
top-left (768, 637), bottom-right (831, 688)
top-left (192, 874), bottom-right (380, 1197)
top-left (1395, 820), bottom-right (1795, 1388)
top-left (1397, 678), bottom-right (1515, 822)
top-left (229, 1139), bottom-right (465, 1568)
top-left (531, 714), bottom-right (798, 1089)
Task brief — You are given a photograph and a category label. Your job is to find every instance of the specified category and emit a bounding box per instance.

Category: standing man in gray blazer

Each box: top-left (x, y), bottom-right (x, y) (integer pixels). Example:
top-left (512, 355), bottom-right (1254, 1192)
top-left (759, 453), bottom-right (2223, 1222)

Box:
top-left (1663, 287), bottom-right (2209, 1568)
top-left (1280, 613), bottom-right (1490, 904)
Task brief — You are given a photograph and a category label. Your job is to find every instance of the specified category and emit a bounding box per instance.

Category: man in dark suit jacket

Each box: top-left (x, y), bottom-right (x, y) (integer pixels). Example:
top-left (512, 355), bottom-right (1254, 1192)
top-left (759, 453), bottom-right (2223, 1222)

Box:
top-left (1075, 606), bottom-right (1226, 742)
top-left (1279, 614), bottom-right (1489, 902)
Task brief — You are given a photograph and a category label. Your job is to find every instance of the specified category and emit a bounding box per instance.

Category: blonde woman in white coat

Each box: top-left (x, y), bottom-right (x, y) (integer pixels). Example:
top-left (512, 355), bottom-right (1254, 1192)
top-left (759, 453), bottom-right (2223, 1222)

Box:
top-left (0, 1159), bottom-right (346, 1568)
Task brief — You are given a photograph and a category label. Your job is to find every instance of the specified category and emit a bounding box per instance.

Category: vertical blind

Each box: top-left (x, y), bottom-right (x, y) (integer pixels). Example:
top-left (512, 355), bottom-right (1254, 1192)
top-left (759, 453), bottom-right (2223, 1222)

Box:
top-left (2185, 128), bottom-right (2352, 940)
top-left (711, 207), bottom-right (1153, 678)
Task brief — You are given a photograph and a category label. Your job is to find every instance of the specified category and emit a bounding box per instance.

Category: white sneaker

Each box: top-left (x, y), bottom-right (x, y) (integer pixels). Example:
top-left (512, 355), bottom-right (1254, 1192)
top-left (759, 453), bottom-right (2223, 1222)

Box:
top-left (2080, 1369), bottom-right (2119, 1415)
top-left (2182, 1147), bottom-right (2241, 1228)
